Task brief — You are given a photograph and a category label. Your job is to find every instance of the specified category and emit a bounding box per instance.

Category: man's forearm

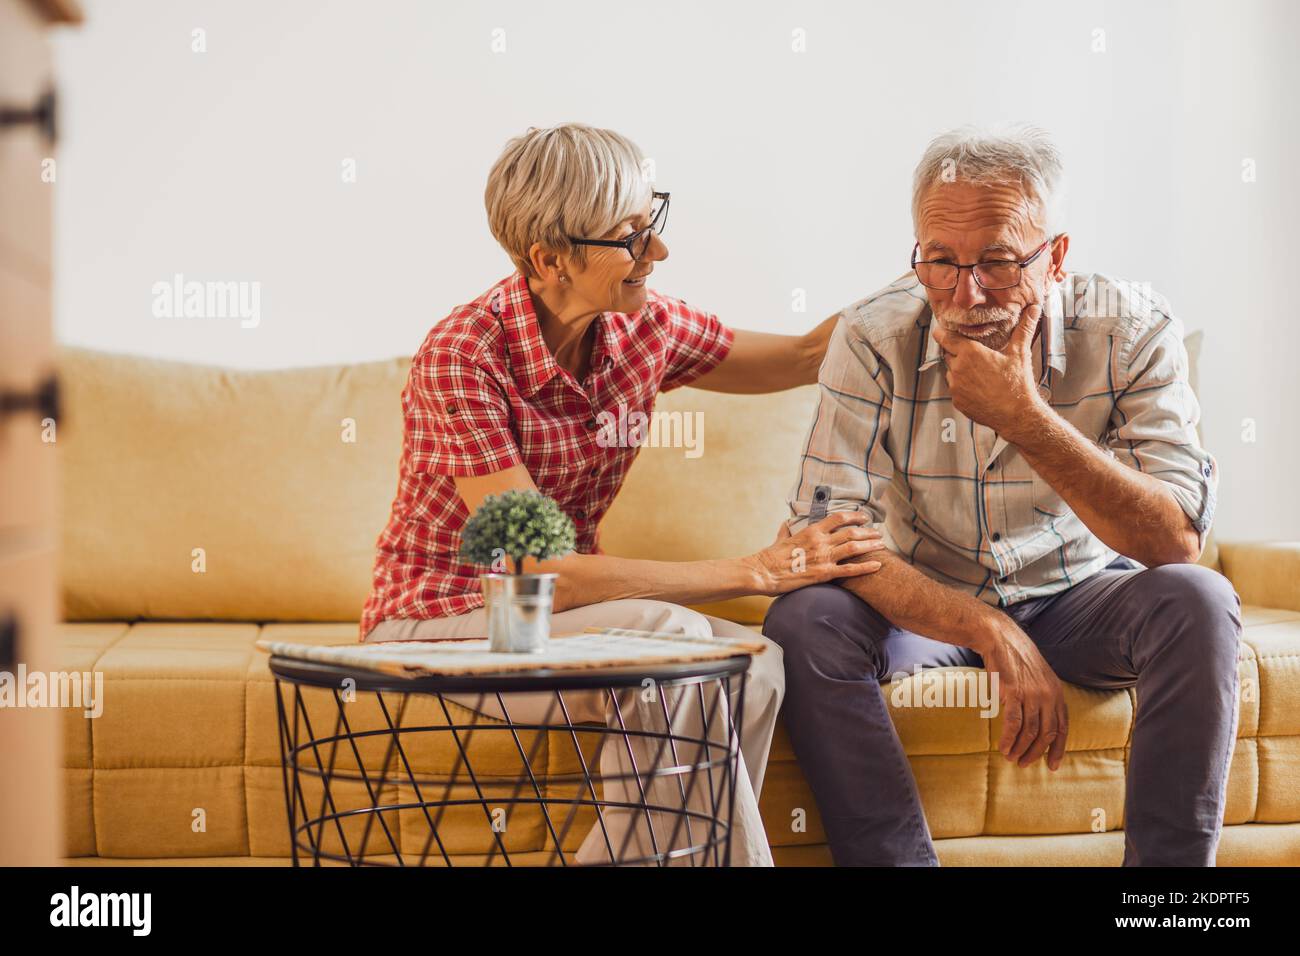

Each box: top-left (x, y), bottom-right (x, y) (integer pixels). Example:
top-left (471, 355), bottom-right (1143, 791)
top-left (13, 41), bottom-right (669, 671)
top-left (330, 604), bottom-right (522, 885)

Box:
top-left (1004, 402), bottom-right (1200, 566)
top-left (839, 554), bottom-right (1008, 654)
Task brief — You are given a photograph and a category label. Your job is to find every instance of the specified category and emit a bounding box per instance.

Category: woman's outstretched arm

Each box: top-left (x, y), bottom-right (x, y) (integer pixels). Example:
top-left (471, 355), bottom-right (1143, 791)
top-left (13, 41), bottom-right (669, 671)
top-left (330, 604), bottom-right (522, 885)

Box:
top-left (689, 314), bottom-right (838, 394)
top-left (452, 465), bottom-right (885, 613)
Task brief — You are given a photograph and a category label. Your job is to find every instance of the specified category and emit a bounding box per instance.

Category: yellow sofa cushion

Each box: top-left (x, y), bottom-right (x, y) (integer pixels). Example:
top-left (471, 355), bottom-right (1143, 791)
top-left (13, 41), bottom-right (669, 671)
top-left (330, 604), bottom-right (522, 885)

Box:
top-left (57, 347), bottom-right (409, 621)
top-left (1218, 542), bottom-right (1300, 612)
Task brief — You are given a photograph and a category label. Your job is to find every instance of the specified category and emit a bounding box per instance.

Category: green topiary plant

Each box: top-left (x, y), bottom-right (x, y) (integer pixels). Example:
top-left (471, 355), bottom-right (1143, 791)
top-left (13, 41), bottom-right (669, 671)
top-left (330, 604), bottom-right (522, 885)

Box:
top-left (459, 489), bottom-right (577, 575)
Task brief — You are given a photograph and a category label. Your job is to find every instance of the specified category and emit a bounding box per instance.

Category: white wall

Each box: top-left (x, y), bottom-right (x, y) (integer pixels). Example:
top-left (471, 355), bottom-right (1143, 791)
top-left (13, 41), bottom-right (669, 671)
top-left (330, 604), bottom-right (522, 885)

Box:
top-left (51, 0), bottom-right (1299, 541)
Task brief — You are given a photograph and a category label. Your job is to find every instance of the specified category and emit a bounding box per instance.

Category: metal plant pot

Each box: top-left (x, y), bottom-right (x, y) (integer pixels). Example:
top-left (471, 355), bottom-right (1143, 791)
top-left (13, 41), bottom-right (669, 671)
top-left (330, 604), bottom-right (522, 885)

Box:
top-left (480, 573), bottom-right (557, 653)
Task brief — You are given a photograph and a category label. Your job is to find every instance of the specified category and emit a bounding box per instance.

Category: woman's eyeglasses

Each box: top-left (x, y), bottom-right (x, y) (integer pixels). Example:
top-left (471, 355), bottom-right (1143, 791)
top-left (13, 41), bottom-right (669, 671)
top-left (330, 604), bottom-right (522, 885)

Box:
top-left (569, 192), bottom-right (670, 262)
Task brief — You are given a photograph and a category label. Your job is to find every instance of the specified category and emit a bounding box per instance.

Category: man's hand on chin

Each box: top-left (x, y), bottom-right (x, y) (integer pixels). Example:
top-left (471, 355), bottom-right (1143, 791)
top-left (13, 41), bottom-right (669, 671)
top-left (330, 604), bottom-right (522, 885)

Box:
top-left (932, 302), bottom-right (1050, 442)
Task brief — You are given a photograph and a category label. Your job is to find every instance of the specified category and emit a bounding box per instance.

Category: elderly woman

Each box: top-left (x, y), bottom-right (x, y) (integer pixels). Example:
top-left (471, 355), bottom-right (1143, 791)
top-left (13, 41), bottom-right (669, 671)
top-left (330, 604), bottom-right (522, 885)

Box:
top-left (360, 124), bottom-right (886, 866)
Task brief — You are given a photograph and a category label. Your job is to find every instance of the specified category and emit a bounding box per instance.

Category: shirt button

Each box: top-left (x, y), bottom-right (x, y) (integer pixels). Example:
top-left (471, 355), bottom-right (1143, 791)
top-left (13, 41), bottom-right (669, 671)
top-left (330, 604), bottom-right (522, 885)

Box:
top-left (992, 532), bottom-right (1002, 542)
top-left (446, 402), bottom-right (458, 414)
top-left (586, 418), bottom-right (598, 430)
top-left (575, 508), bottom-right (588, 520)
top-left (589, 466), bottom-right (599, 477)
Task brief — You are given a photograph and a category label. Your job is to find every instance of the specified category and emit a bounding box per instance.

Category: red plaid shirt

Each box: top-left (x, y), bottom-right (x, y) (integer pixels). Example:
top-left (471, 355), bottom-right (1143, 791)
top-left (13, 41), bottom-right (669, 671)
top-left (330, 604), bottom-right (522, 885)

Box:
top-left (359, 271), bottom-right (734, 639)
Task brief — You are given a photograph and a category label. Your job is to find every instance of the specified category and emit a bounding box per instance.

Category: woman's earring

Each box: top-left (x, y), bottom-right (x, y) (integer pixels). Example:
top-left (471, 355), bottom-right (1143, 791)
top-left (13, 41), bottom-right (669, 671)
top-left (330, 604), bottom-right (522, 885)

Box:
top-left (558, 274), bottom-right (568, 283)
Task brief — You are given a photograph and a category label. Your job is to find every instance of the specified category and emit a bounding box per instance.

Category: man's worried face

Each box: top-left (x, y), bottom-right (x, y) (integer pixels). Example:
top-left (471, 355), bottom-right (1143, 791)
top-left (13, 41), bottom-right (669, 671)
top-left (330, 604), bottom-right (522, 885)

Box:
top-left (916, 180), bottom-right (1065, 352)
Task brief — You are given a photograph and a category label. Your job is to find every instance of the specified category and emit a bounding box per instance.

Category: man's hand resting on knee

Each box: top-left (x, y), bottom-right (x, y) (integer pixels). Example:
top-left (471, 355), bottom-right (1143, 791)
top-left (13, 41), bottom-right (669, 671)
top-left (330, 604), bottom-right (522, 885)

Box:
top-left (837, 550), bottom-right (1069, 771)
top-left (974, 618), bottom-right (1069, 771)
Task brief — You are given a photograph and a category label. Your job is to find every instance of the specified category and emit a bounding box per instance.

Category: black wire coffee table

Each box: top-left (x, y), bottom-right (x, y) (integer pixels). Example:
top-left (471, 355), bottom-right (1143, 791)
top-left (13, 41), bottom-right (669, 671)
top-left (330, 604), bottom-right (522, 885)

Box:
top-left (270, 655), bottom-right (750, 867)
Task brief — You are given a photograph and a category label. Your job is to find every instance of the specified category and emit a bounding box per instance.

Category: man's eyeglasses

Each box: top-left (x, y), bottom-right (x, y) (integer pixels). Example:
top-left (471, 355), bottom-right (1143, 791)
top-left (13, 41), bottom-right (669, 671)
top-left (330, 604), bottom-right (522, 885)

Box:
top-left (569, 192), bottom-right (669, 262)
top-left (911, 237), bottom-right (1054, 291)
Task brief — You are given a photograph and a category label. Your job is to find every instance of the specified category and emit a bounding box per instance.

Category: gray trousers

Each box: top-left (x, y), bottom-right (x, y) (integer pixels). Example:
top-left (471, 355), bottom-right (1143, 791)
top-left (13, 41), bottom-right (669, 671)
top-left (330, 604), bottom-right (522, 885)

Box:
top-left (762, 557), bottom-right (1243, 866)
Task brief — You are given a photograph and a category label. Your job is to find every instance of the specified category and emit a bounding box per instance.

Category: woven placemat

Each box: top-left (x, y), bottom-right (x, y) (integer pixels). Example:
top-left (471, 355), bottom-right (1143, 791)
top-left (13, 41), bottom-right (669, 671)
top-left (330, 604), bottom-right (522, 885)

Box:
top-left (256, 626), bottom-right (766, 678)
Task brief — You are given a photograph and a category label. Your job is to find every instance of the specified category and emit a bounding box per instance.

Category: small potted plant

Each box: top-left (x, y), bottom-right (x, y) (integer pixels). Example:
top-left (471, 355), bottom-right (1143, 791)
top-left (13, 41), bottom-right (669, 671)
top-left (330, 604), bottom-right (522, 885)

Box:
top-left (459, 490), bottom-right (576, 652)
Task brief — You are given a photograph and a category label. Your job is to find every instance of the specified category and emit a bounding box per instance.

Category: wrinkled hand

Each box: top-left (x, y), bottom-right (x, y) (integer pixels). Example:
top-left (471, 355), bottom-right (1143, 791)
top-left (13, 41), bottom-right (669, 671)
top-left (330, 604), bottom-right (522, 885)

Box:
top-left (931, 302), bottom-right (1045, 438)
top-left (748, 512), bottom-right (888, 595)
top-left (978, 622), bottom-right (1069, 771)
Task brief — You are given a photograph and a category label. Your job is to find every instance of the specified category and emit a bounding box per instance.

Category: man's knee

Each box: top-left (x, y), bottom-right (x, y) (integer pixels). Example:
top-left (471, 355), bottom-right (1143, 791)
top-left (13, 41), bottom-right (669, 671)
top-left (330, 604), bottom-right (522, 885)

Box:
top-left (765, 584), bottom-right (837, 647)
top-left (1141, 563), bottom-right (1242, 659)
top-left (1147, 563), bottom-right (1240, 620)
top-left (763, 583), bottom-right (882, 675)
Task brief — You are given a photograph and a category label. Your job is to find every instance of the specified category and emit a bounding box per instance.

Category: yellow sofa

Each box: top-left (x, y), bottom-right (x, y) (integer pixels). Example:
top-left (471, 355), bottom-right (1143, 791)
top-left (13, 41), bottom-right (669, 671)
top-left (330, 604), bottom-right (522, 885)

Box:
top-left (55, 344), bottom-right (1300, 865)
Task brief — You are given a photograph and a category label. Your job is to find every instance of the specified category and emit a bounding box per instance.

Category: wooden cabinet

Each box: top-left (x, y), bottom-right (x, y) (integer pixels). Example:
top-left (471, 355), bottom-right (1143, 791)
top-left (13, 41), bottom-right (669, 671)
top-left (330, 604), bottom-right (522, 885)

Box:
top-left (0, 0), bottom-right (81, 867)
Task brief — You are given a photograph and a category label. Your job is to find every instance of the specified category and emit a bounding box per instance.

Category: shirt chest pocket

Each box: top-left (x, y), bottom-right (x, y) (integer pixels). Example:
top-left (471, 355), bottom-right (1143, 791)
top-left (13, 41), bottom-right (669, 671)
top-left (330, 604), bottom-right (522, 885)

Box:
top-left (1030, 472), bottom-right (1070, 519)
top-left (995, 452), bottom-right (1066, 529)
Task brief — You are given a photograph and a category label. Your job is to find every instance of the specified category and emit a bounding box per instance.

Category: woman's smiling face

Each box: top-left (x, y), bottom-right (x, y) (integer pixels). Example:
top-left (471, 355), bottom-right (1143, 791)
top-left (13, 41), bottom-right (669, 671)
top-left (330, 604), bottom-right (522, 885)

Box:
top-left (487, 125), bottom-right (671, 320)
top-left (566, 197), bottom-right (669, 314)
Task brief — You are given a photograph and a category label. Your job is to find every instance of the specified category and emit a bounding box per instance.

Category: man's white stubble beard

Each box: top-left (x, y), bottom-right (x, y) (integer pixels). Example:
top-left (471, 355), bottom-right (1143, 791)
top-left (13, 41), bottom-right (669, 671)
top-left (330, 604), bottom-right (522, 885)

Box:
top-left (932, 301), bottom-right (1020, 351)
top-left (933, 274), bottom-right (1051, 352)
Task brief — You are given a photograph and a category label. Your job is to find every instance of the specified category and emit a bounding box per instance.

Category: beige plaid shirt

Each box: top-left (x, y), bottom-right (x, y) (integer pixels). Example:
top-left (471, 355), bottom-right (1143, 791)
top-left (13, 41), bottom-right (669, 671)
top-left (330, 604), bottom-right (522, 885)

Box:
top-left (784, 270), bottom-right (1218, 607)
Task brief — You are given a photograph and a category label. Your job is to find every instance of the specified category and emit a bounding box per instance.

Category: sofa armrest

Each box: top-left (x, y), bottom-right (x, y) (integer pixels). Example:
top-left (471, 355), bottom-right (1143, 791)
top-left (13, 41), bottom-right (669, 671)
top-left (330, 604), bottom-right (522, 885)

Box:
top-left (1217, 541), bottom-right (1300, 611)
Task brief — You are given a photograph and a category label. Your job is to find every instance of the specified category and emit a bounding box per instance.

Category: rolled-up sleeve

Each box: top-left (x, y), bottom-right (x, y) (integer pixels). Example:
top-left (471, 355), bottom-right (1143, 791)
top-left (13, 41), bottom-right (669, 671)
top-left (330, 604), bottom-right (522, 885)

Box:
top-left (1106, 315), bottom-right (1218, 546)
top-left (785, 311), bottom-right (894, 534)
top-left (657, 294), bottom-right (735, 391)
top-left (406, 347), bottom-right (523, 477)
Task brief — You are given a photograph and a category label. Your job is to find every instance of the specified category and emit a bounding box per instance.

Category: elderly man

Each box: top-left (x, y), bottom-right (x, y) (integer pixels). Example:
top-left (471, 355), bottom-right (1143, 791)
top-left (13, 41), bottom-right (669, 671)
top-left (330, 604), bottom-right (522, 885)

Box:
top-left (763, 124), bottom-right (1241, 867)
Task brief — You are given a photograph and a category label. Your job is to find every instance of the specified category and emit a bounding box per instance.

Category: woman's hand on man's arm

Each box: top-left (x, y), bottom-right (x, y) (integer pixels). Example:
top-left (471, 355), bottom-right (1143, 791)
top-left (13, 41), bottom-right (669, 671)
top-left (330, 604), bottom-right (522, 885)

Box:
top-left (451, 471), bottom-right (887, 612)
top-left (743, 512), bottom-right (887, 594)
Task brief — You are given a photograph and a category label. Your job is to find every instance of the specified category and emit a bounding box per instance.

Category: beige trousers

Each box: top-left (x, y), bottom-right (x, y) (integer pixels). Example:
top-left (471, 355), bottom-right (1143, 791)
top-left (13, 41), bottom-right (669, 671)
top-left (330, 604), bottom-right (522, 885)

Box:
top-left (364, 599), bottom-right (783, 866)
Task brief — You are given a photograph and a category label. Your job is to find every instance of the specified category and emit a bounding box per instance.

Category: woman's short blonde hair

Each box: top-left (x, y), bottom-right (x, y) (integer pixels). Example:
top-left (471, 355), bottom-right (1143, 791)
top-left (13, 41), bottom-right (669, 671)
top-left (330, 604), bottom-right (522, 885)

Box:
top-left (485, 123), bottom-right (653, 276)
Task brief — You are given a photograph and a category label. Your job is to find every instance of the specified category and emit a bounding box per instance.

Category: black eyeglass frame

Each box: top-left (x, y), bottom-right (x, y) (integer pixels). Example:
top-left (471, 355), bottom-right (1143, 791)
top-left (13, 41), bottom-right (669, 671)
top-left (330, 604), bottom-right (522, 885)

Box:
top-left (569, 192), bottom-right (670, 262)
top-left (911, 236), bottom-right (1056, 291)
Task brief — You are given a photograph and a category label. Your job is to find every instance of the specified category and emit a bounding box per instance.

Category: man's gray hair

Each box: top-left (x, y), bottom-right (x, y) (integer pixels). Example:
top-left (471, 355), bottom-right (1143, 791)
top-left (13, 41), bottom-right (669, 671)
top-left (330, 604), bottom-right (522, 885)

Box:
top-left (911, 124), bottom-right (1066, 237)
